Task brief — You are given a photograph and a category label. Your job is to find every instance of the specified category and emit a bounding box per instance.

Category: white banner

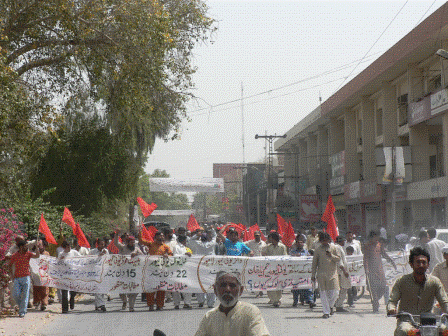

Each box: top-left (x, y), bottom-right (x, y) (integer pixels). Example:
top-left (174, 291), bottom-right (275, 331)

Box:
top-left (30, 252), bottom-right (410, 294)
top-left (149, 178), bottom-right (224, 193)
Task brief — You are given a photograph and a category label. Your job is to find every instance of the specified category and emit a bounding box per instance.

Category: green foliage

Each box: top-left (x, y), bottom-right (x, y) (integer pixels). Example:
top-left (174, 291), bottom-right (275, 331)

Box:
top-left (1, 0), bottom-right (215, 163)
top-left (31, 119), bottom-right (141, 217)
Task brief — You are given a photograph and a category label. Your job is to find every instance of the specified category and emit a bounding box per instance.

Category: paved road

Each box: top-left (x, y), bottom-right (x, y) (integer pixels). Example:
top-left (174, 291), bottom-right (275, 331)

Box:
top-left (29, 292), bottom-right (396, 336)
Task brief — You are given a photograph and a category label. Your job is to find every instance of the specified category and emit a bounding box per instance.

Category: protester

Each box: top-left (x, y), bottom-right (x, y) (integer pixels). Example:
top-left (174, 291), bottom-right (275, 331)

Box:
top-left (8, 239), bottom-right (40, 317)
top-left (218, 224), bottom-right (253, 257)
top-left (246, 231), bottom-right (266, 257)
top-left (343, 231), bottom-right (362, 255)
top-left (73, 239), bottom-right (90, 256)
top-left (172, 235), bottom-right (193, 310)
top-left (387, 247), bottom-right (448, 336)
top-left (142, 231), bottom-right (173, 311)
top-left (246, 231), bottom-right (267, 299)
top-left (311, 232), bottom-right (341, 318)
top-left (194, 271), bottom-right (270, 336)
top-left (88, 238), bottom-right (109, 312)
top-left (188, 228), bottom-right (217, 308)
top-left (262, 232), bottom-right (287, 307)
top-left (432, 246), bottom-right (448, 293)
top-left (363, 230), bottom-right (397, 313)
top-left (345, 245), bottom-right (356, 307)
top-left (306, 227), bottom-right (319, 253)
top-left (334, 236), bottom-right (351, 313)
top-left (3, 235), bottom-right (25, 309)
top-left (114, 229), bottom-right (143, 312)
top-left (425, 228), bottom-right (445, 272)
top-left (32, 241), bottom-right (50, 311)
top-left (290, 234), bottom-right (315, 308)
top-left (58, 240), bottom-right (80, 313)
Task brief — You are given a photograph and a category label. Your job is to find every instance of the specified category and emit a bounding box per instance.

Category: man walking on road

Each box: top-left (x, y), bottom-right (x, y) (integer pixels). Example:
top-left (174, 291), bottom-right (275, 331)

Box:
top-left (363, 230), bottom-right (396, 313)
top-left (194, 271), bottom-right (270, 336)
top-left (262, 232), bottom-right (287, 307)
top-left (311, 232), bottom-right (341, 318)
top-left (8, 239), bottom-right (40, 317)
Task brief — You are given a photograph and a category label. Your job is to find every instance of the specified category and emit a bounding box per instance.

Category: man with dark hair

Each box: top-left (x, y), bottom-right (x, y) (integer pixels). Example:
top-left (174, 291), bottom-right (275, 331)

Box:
top-left (262, 232), bottom-right (287, 307)
top-left (388, 247), bottom-right (448, 336)
top-left (217, 223), bottom-right (252, 257)
top-left (8, 240), bottom-right (40, 317)
top-left (426, 228), bottom-right (445, 272)
top-left (363, 230), bottom-right (396, 313)
top-left (58, 240), bottom-right (80, 314)
top-left (142, 231), bottom-right (173, 311)
top-left (311, 232), bottom-right (341, 318)
top-left (114, 229), bottom-right (143, 312)
top-left (194, 271), bottom-right (270, 336)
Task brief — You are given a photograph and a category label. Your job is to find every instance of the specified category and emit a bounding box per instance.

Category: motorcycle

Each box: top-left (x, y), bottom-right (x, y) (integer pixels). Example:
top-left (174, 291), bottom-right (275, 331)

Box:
top-left (389, 312), bottom-right (448, 336)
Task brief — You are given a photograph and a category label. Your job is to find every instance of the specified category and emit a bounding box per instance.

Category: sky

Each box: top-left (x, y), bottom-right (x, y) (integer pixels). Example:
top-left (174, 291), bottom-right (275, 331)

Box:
top-left (145, 0), bottom-right (447, 180)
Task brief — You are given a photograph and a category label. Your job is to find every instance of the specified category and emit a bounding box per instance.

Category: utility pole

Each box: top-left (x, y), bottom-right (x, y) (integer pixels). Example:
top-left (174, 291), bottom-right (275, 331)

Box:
top-left (255, 133), bottom-right (287, 222)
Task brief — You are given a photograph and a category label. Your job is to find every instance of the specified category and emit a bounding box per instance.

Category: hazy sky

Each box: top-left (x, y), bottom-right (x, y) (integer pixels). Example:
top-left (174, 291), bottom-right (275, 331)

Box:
top-left (145, 0), bottom-right (447, 179)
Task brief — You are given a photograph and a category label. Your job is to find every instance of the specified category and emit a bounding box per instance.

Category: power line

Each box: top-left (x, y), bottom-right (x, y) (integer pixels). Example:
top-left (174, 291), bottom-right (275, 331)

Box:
top-left (187, 52), bottom-right (382, 116)
top-left (188, 77), bottom-right (346, 118)
top-left (334, 0), bottom-right (410, 92)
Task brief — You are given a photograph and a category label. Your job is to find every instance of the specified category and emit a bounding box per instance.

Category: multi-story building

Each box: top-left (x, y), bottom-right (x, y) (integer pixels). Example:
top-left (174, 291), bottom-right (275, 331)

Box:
top-left (275, 3), bottom-right (448, 238)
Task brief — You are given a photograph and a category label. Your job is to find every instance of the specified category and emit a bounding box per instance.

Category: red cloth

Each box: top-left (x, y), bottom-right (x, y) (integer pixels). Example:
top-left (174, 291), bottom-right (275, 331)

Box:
top-left (141, 224), bottom-right (158, 243)
top-left (38, 213), bottom-right (57, 245)
top-left (223, 223), bottom-right (246, 237)
top-left (9, 251), bottom-right (33, 278)
top-left (62, 207), bottom-right (76, 229)
top-left (282, 221), bottom-right (296, 247)
top-left (276, 214), bottom-right (288, 238)
top-left (250, 224), bottom-right (267, 241)
top-left (187, 214), bottom-right (201, 232)
top-left (73, 223), bottom-right (91, 248)
top-left (107, 241), bottom-right (119, 254)
top-left (137, 197), bottom-right (157, 217)
top-left (322, 195), bottom-right (338, 242)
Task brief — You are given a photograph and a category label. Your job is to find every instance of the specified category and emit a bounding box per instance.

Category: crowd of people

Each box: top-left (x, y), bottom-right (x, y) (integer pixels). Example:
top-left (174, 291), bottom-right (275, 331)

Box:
top-left (4, 222), bottom-right (448, 335)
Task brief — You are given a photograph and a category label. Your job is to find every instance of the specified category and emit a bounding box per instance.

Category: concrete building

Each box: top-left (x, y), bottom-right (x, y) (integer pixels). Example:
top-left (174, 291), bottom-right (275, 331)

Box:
top-left (275, 2), bottom-right (448, 239)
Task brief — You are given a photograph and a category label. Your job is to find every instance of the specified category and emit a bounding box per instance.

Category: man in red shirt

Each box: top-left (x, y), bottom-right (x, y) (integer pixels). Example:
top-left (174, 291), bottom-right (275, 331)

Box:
top-left (9, 240), bottom-right (40, 317)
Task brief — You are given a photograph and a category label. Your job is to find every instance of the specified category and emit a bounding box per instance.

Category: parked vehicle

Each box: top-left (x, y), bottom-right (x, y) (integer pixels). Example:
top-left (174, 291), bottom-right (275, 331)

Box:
top-left (142, 219), bottom-right (171, 232)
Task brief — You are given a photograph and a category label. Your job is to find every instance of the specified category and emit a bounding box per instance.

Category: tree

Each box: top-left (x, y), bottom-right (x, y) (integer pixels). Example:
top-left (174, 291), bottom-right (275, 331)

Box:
top-left (1, 0), bottom-right (215, 163)
top-left (31, 118), bottom-right (140, 217)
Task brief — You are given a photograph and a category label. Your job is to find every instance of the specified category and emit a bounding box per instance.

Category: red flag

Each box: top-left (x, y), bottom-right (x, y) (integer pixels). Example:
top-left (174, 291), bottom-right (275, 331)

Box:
top-left (248, 224), bottom-right (267, 242)
top-left (62, 207), bottom-right (76, 229)
top-left (187, 214), bottom-right (201, 232)
top-left (137, 197), bottom-right (157, 218)
top-left (141, 224), bottom-right (158, 243)
top-left (224, 223), bottom-right (246, 237)
top-left (322, 195), bottom-right (338, 242)
top-left (282, 221), bottom-right (296, 247)
top-left (73, 223), bottom-right (90, 248)
top-left (107, 240), bottom-right (119, 254)
top-left (276, 214), bottom-right (288, 238)
top-left (38, 213), bottom-right (57, 245)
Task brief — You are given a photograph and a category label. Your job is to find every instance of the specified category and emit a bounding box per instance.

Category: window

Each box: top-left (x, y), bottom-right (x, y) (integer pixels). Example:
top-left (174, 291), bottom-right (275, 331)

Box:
top-left (397, 94), bottom-right (408, 126)
top-left (427, 74), bottom-right (442, 93)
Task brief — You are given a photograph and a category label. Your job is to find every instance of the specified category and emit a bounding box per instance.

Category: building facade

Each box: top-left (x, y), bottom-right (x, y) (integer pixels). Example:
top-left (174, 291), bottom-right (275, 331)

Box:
top-left (275, 2), bottom-right (448, 238)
